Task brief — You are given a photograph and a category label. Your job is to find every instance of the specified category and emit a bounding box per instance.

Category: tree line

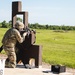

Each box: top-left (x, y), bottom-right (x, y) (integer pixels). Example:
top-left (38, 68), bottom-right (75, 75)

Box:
top-left (0, 20), bottom-right (75, 31)
top-left (29, 23), bottom-right (75, 31)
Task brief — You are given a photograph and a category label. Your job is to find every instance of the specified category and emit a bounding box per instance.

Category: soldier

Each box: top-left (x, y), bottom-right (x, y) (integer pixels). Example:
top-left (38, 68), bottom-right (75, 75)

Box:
top-left (2, 21), bottom-right (27, 68)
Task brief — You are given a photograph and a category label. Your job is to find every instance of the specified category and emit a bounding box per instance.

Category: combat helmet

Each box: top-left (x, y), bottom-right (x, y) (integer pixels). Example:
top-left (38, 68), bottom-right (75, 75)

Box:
top-left (15, 21), bottom-right (24, 30)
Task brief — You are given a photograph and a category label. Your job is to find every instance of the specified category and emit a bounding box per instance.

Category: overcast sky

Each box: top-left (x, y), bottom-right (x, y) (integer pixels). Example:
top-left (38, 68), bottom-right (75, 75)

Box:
top-left (0, 0), bottom-right (75, 26)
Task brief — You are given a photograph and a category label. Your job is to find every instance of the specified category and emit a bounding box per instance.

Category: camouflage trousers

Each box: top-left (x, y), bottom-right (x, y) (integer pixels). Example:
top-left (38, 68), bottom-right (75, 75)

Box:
top-left (3, 46), bottom-right (16, 68)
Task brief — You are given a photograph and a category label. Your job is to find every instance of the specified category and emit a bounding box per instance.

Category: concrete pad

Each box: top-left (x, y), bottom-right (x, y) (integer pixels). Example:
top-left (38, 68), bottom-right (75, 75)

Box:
top-left (4, 64), bottom-right (73, 75)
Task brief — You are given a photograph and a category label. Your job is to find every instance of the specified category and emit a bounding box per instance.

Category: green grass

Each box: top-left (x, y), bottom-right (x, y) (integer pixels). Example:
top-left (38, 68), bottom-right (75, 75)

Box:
top-left (0, 28), bottom-right (75, 68)
top-left (35, 29), bottom-right (75, 68)
top-left (0, 28), bottom-right (8, 45)
top-left (0, 28), bottom-right (8, 53)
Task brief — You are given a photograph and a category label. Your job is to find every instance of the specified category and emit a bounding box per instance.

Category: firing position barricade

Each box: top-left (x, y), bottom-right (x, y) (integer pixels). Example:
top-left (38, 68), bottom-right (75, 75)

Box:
top-left (12, 1), bottom-right (42, 68)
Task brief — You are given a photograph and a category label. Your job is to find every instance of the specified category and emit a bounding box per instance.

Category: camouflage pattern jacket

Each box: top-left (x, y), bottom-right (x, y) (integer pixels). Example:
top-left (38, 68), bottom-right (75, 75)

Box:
top-left (2, 28), bottom-right (25, 48)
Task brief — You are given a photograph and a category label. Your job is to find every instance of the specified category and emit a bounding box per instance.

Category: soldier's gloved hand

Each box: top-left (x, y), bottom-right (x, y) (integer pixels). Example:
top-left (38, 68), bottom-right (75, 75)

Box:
top-left (23, 32), bottom-right (27, 37)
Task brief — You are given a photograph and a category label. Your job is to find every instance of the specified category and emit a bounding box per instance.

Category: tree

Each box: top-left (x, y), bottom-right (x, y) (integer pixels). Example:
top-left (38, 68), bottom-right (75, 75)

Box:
top-left (17, 17), bottom-right (22, 22)
top-left (45, 25), bottom-right (48, 29)
top-left (9, 20), bottom-right (12, 28)
top-left (1, 20), bottom-right (8, 28)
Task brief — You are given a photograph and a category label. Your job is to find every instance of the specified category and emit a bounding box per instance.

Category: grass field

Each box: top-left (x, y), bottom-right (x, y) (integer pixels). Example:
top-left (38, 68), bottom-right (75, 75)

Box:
top-left (0, 28), bottom-right (75, 68)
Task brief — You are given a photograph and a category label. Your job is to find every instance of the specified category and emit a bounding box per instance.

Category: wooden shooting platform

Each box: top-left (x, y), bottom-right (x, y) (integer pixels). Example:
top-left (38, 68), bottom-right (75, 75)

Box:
top-left (12, 1), bottom-right (42, 68)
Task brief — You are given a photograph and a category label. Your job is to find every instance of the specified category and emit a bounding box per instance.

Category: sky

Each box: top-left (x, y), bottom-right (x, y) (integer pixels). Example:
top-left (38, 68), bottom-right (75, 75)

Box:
top-left (0, 0), bottom-right (75, 26)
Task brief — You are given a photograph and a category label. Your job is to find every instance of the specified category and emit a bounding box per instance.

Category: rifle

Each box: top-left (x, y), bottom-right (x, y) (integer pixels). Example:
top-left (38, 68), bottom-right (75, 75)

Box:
top-left (19, 27), bottom-right (36, 36)
top-left (0, 45), bottom-right (3, 52)
top-left (19, 27), bottom-right (31, 36)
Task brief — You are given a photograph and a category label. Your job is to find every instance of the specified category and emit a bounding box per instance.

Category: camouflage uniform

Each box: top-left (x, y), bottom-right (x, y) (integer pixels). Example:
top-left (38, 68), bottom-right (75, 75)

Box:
top-left (2, 22), bottom-right (26, 68)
